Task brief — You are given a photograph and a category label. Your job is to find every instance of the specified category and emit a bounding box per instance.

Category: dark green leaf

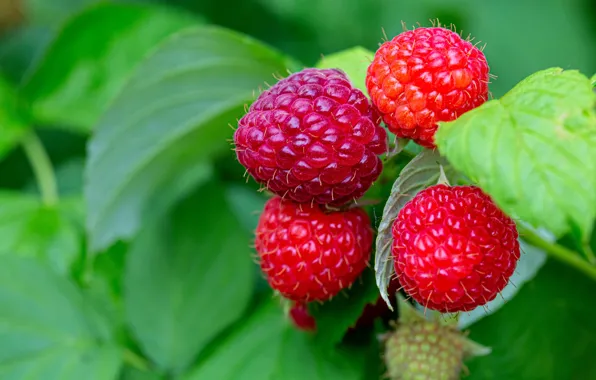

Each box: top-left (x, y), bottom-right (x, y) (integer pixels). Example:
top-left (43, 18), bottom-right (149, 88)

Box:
top-left (316, 47), bottom-right (374, 94)
top-left (374, 149), bottom-right (453, 307)
top-left (22, 2), bottom-right (199, 131)
top-left (85, 26), bottom-right (293, 252)
top-left (0, 74), bottom-right (28, 160)
top-left (0, 255), bottom-right (121, 380)
top-left (183, 299), bottom-right (369, 380)
top-left (0, 192), bottom-right (81, 274)
top-left (120, 366), bottom-right (163, 380)
top-left (435, 68), bottom-right (596, 240)
top-left (466, 259), bottom-right (596, 379)
top-left (124, 181), bottom-right (254, 374)
top-left (0, 25), bottom-right (52, 84)
top-left (309, 268), bottom-right (381, 347)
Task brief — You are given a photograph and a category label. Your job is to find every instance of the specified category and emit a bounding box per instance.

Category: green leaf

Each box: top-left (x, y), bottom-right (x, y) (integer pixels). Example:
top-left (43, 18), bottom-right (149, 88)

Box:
top-left (22, 2), bottom-right (199, 132)
top-left (309, 268), bottom-right (381, 347)
top-left (0, 191), bottom-right (81, 274)
top-left (0, 25), bottom-right (52, 84)
top-left (85, 26), bottom-right (293, 252)
top-left (466, 259), bottom-right (596, 379)
top-left (315, 46), bottom-right (374, 94)
top-left (456, 231), bottom-right (548, 328)
top-left (120, 366), bottom-right (163, 380)
top-left (124, 181), bottom-right (254, 374)
top-left (0, 74), bottom-right (29, 160)
top-left (224, 185), bottom-right (267, 233)
top-left (374, 149), bottom-right (454, 307)
top-left (25, 157), bottom-right (85, 197)
top-left (591, 73), bottom-right (596, 87)
top-left (435, 68), bottom-right (596, 240)
top-left (0, 255), bottom-right (121, 380)
top-left (183, 299), bottom-right (369, 380)
top-left (23, 0), bottom-right (98, 28)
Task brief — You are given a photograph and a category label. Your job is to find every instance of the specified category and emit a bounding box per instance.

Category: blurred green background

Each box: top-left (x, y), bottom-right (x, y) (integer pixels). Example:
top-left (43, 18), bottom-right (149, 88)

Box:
top-left (3, 0), bottom-right (596, 93)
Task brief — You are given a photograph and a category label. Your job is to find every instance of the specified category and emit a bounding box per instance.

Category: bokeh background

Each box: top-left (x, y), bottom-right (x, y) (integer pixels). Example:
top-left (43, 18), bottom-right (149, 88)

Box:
top-left (1, 0), bottom-right (595, 189)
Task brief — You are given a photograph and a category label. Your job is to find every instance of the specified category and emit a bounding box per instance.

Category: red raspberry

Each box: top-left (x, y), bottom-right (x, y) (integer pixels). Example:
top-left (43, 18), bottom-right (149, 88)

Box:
top-left (235, 68), bottom-right (387, 206)
top-left (288, 302), bottom-right (316, 331)
top-left (255, 196), bottom-right (373, 302)
top-left (391, 185), bottom-right (520, 312)
top-left (366, 27), bottom-right (489, 148)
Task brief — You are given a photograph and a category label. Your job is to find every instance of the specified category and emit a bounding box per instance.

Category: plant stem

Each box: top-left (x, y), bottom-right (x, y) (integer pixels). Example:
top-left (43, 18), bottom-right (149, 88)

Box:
top-left (582, 242), bottom-right (596, 265)
top-left (518, 224), bottom-right (596, 281)
top-left (22, 132), bottom-right (58, 207)
top-left (123, 348), bottom-right (151, 372)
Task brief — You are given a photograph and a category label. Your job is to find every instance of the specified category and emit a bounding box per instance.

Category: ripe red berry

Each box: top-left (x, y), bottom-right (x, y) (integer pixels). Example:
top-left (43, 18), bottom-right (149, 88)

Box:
top-left (255, 196), bottom-right (373, 302)
top-left (235, 68), bottom-right (387, 206)
top-left (366, 27), bottom-right (489, 148)
top-left (288, 302), bottom-right (317, 331)
top-left (391, 185), bottom-right (520, 312)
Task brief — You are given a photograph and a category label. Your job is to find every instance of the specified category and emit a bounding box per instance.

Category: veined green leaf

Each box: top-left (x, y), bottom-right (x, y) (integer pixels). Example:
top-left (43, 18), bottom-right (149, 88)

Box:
top-left (435, 68), bottom-right (596, 240)
top-left (85, 26), bottom-right (294, 251)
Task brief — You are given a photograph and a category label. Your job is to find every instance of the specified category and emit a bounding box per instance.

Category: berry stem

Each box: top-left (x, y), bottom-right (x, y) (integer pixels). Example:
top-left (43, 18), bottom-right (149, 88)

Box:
top-left (22, 132), bottom-right (58, 207)
top-left (518, 224), bottom-right (596, 281)
top-left (582, 242), bottom-right (596, 265)
top-left (123, 348), bottom-right (151, 372)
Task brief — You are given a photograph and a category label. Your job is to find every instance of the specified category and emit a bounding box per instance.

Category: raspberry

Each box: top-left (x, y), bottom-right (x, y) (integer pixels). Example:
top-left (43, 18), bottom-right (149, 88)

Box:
top-left (235, 68), bottom-right (387, 206)
top-left (391, 185), bottom-right (520, 312)
top-left (289, 302), bottom-right (316, 331)
top-left (255, 196), bottom-right (373, 302)
top-left (384, 300), bottom-right (489, 380)
top-left (366, 27), bottom-right (489, 148)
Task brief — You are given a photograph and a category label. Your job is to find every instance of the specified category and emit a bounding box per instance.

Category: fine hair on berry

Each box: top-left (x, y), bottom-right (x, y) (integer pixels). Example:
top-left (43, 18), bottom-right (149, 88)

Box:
top-left (235, 68), bottom-right (388, 206)
top-left (255, 196), bottom-right (373, 303)
top-left (391, 184), bottom-right (520, 312)
top-left (366, 27), bottom-right (490, 148)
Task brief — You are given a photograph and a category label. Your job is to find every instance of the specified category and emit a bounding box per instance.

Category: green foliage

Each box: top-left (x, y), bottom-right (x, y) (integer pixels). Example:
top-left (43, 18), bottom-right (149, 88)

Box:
top-left (0, 192), bottom-right (81, 274)
top-left (22, 3), bottom-right (199, 132)
top-left (124, 181), bottom-right (253, 374)
top-left (84, 26), bottom-right (294, 252)
top-left (466, 260), bottom-right (596, 379)
top-left (183, 299), bottom-right (370, 380)
top-left (435, 68), bottom-right (596, 240)
top-left (0, 256), bottom-right (121, 380)
top-left (0, 75), bottom-right (28, 159)
top-left (309, 269), bottom-right (381, 347)
top-left (316, 47), bottom-right (374, 94)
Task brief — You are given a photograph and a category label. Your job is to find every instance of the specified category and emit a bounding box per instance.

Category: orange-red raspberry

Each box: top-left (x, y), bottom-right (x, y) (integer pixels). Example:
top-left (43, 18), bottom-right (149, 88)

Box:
top-left (235, 68), bottom-right (387, 206)
top-left (366, 27), bottom-right (489, 148)
top-left (392, 185), bottom-right (520, 312)
top-left (255, 197), bottom-right (373, 302)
